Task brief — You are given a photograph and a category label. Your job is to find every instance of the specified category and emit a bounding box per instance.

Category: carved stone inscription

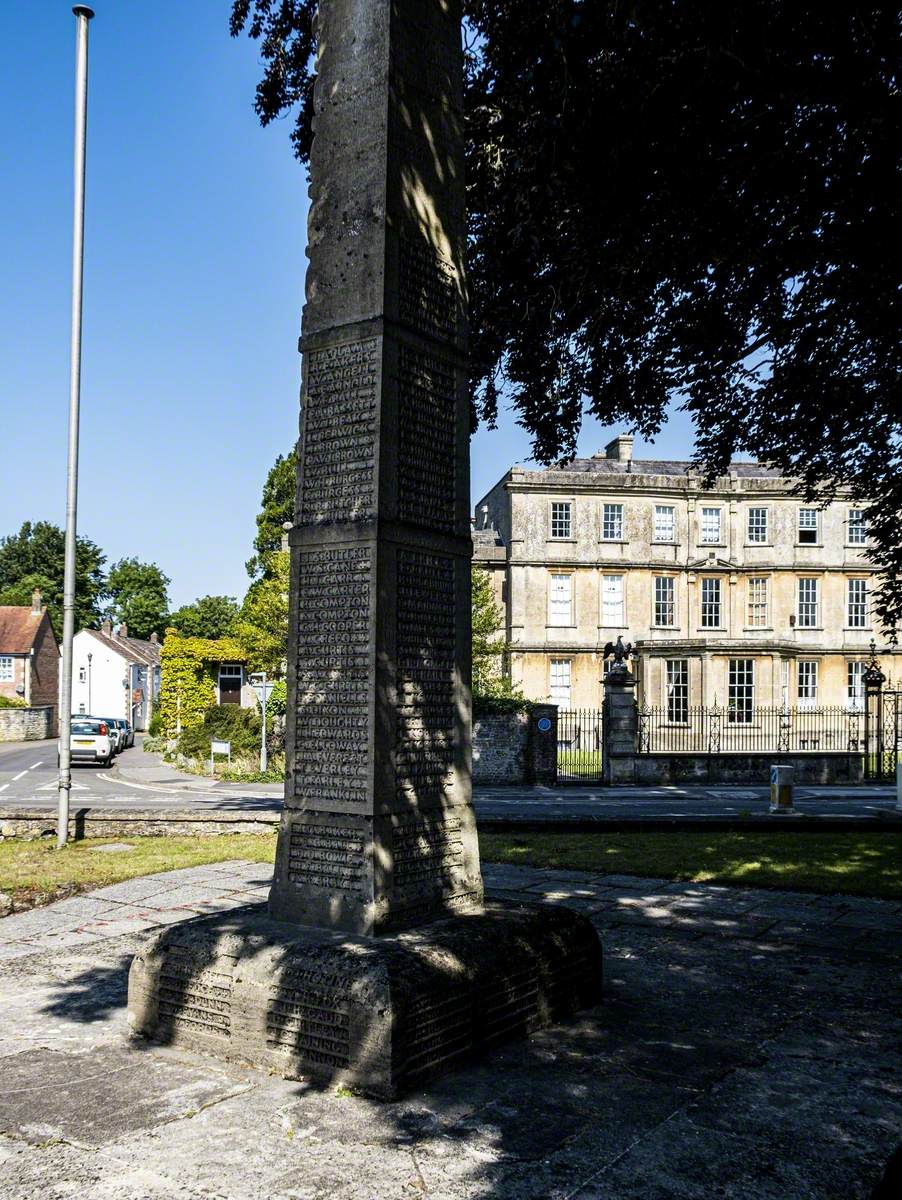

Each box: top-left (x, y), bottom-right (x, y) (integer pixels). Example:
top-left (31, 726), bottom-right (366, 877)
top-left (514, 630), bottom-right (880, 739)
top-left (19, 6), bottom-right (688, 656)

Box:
top-left (287, 823), bottom-right (365, 893)
top-left (267, 980), bottom-right (351, 1068)
top-left (398, 344), bottom-right (456, 531)
top-left (399, 235), bottom-right (457, 341)
top-left (293, 547), bottom-right (371, 807)
top-left (157, 949), bottom-right (233, 1038)
top-left (391, 812), bottom-right (464, 890)
top-left (299, 339), bottom-right (379, 525)
top-left (395, 550), bottom-right (456, 802)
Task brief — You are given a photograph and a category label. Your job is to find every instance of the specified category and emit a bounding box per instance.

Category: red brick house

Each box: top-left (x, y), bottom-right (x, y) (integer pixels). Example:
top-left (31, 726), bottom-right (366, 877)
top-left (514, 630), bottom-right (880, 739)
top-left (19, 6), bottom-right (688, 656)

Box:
top-left (0, 590), bottom-right (60, 728)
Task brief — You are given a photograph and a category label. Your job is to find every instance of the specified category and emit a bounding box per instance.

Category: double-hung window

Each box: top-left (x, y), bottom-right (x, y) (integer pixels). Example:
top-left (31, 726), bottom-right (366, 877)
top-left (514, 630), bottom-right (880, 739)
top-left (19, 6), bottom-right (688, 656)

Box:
top-left (700, 507), bottom-right (722, 544)
top-left (548, 573), bottom-right (573, 626)
top-left (549, 659), bottom-right (572, 709)
top-left (797, 578), bottom-right (818, 627)
top-left (654, 576), bottom-right (675, 626)
top-left (550, 501), bottom-right (572, 539)
top-left (847, 661), bottom-right (866, 710)
top-left (847, 578), bottom-right (868, 628)
top-left (747, 577), bottom-right (768, 628)
top-left (700, 577), bottom-right (722, 627)
top-left (666, 659), bottom-right (689, 724)
top-left (728, 659), bottom-right (754, 724)
top-left (0, 656), bottom-right (13, 683)
top-left (798, 509), bottom-right (818, 544)
top-left (798, 660), bottom-right (819, 707)
top-left (747, 507), bottom-right (768, 543)
top-left (848, 510), bottom-right (867, 545)
top-left (602, 503), bottom-right (623, 541)
top-left (654, 505), bottom-right (675, 542)
top-left (601, 574), bottom-right (624, 626)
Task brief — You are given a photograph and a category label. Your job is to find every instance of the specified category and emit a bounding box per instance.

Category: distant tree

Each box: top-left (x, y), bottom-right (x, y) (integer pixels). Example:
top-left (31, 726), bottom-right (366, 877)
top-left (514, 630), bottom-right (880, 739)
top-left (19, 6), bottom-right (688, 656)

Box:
top-left (247, 449), bottom-right (296, 579)
top-left (168, 594), bottom-right (240, 640)
top-left (472, 565), bottom-right (517, 698)
top-left (231, 1), bottom-right (901, 631)
top-left (105, 558), bottom-right (170, 641)
top-left (0, 521), bottom-right (106, 638)
top-left (234, 551), bottom-right (289, 674)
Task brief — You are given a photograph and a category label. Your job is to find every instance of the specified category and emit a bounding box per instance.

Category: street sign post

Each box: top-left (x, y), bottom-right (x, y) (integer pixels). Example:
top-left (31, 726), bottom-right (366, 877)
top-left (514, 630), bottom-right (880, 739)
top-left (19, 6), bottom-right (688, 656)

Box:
top-left (210, 739), bottom-right (231, 776)
top-left (249, 672), bottom-right (272, 772)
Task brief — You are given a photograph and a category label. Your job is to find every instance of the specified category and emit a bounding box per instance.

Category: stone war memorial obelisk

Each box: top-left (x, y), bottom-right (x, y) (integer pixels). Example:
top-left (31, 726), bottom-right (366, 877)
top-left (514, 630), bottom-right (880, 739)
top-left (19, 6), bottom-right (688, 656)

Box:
top-left (128, 0), bottom-right (602, 1098)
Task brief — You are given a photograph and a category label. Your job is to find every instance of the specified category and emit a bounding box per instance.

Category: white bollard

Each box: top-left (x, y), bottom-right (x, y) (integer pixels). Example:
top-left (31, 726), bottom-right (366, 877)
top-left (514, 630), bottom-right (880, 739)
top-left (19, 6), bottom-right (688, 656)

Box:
top-left (770, 764), bottom-right (796, 813)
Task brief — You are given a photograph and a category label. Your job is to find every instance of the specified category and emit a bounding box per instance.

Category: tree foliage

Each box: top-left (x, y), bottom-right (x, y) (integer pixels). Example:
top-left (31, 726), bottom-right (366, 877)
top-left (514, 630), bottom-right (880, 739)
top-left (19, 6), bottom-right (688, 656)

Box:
top-left (235, 550), bottom-right (290, 674)
top-left (246, 448), bottom-right (297, 579)
top-left (105, 558), bottom-right (170, 640)
top-left (168, 594), bottom-right (240, 640)
top-left (231, 1), bottom-right (901, 631)
top-left (0, 521), bottom-right (106, 638)
top-left (472, 565), bottom-right (517, 698)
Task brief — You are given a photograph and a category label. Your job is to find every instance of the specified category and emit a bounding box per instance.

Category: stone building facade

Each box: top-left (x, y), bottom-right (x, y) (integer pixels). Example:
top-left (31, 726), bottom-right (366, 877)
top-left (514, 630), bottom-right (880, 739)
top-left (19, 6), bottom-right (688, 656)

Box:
top-left (0, 591), bottom-right (59, 726)
top-left (473, 435), bottom-right (892, 712)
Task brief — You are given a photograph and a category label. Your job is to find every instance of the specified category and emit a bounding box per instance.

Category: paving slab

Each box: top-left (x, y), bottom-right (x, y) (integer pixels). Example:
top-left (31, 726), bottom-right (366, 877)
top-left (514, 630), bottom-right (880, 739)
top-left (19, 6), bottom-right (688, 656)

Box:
top-left (0, 861), bottom-right (900, 1199)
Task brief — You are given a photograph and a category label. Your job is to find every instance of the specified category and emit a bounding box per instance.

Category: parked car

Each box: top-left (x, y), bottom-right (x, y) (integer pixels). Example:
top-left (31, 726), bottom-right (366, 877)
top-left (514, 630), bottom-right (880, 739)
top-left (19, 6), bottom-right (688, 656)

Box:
top-left (68, 717), bottom-right (114, 767)
top-left (110, 717), bottom-right (133, 749)
top-left (101, 720), bottom-right (122, 755)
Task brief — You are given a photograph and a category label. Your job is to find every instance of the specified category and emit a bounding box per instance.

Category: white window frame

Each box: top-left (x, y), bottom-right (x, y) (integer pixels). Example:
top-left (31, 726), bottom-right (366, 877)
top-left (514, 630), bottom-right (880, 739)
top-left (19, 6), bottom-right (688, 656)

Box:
top-left (601, 503), bottom-right (623, 541)
top-left (747, 507), bottom-right (768, 543)
top-left (847, 509), bottom-right (867, 545)
top-left (847, 578), bottom-right (868, 628)
top-left (728, 659), bottom-right (755, 724)
top-left (798, 508), bottom-right (818, 544)
top-left (654, 576), bottom-right (676, 627)
top-left (218, 662), bottom-right (244, 703)
top-left (797, 578), bottom-right (819, 627)
top-left (797, 660), bottom-right (819, 708)
top-left (548, 572), bottom-right (573, 627)
top-left (666, 659), bottom-right (689, 724)
top-left (601, 574), bottom-right (624, 627)
top-left (700, 577), bottom-right (722, 628)
top-left (700, 507), bottom-right (722, 544)
top-left (0, 656), bottom-right (13, 683)
top-left (847, 661), bottom-right (866, 711)
top-left (747, 577), bottom-right (768, 628)
top-left (549, 658), bottom-right (572, 709)
top-left (550, 501), bottom-right (572, 540)
top-left (653, 505), bottom-right (675, 542)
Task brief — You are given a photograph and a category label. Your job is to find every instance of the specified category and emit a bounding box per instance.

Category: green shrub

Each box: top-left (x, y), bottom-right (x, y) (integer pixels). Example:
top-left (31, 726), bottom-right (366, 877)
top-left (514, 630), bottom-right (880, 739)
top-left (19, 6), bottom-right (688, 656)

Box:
top-left (176, 705), bottom-right (262, 760)
top-left (147, 710), bottom-right (163, 737)
top-left (472, 695), bottom-right (537, 718)
top-left (0, 696), bottom-right (28, 709)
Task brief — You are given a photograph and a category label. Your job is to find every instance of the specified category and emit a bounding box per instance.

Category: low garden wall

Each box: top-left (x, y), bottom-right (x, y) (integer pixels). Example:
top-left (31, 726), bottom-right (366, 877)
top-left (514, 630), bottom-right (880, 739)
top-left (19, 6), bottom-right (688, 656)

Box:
top-left (633, 751), bottom-right (865, 786)
top-left (0, 705), bottom-right (56, 743)
top-left (472, 703), bottom-right (557, 786)
top-left (0, 806), bottom-right (279, 841)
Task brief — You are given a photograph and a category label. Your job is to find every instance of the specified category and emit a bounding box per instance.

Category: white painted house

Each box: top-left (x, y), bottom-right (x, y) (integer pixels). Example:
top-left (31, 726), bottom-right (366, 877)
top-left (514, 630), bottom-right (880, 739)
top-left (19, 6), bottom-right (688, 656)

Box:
top-left (71, 622), bottom-right (161, 730)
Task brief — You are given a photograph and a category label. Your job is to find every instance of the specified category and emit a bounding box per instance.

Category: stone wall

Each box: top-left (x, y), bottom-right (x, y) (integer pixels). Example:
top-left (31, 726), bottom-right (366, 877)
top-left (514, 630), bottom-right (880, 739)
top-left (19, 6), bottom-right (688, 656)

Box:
top-left (472, 704), bottom-right (557, 786)
top-left (0, 706), bottom-right (55, 743)
top-left (0, 806), bottom-right (279, 841)
top-left (633, 752), bottom-right (864, 786)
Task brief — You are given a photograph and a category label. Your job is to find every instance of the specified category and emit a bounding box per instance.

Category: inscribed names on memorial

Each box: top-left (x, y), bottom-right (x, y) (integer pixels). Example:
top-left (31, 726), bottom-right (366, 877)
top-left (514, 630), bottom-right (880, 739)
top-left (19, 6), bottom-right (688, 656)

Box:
top-left (299, 339), bottom-right (379, 524)
top-left (267, 980), bottom-right (351, 1068)
top-left (293, 547), bottom-right (371, 807)
top-left (287, 822), bottom-right (365, 893)
top-left (391, 811), bottom-right (464, 889)
top-left (399, 235), bottom-right (458, 342)
top-left (395, 549), bottom-right (456, 802)
top-left (157, 951), bottom-right (233, 1038)
top-left (398, 344), bottom-right (456, 531)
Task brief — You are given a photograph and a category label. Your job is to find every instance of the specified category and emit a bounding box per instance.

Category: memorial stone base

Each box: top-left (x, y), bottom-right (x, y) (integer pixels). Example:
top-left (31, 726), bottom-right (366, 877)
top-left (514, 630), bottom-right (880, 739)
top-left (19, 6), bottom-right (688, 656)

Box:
top-left (127, 901), bottom-right (603, 1100)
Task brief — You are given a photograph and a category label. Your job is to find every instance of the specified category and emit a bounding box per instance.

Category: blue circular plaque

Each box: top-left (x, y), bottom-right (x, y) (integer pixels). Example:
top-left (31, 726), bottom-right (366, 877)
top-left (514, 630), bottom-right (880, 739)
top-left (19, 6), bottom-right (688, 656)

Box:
top-left (537, 717), bottom-right (552, 732)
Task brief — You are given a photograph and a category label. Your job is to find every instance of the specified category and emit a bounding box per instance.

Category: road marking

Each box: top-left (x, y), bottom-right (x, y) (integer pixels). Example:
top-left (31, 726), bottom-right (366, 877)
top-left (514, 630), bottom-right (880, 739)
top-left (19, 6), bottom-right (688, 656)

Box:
top-left (96, 773), bottom-right (221, 795)
top-left (29, 761), bottom-right (43, 770)
top-left (0, 783), bottom-right (8, 793)
top-left (37, 779), bottom-right (88, 792)
top-left (12, 770), bottom-right (28, 781)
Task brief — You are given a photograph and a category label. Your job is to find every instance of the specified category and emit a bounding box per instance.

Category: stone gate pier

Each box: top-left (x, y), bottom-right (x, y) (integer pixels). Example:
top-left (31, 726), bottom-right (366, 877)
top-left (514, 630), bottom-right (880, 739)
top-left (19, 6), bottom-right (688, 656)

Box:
top-left (128, 0), bottom-right (602, 1099)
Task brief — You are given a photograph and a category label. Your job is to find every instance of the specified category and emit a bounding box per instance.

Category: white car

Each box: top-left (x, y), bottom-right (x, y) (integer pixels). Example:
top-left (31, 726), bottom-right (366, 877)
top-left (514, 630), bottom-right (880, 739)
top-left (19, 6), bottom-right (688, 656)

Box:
top-left (69, 717), bottom-right (114, 767)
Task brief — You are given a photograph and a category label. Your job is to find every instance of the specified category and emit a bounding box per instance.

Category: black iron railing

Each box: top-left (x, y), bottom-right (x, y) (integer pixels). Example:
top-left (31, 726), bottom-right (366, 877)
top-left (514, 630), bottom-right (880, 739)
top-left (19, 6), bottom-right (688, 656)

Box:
top-left (557, 708), bottom-right (604, 781)
top-left (637, 705), bottom-right (864, 755)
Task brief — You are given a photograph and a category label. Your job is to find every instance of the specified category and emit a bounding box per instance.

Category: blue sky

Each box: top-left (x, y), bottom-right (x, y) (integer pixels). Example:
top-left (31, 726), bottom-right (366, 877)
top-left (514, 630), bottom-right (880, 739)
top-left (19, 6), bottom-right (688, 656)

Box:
top-left (1, 1), bottom-right (695, 609)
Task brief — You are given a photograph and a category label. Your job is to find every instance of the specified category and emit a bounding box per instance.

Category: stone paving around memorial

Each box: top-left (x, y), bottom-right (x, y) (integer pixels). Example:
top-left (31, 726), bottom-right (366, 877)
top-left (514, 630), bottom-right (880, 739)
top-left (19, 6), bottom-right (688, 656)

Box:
top-left (1, 860), bottom-right (901, 1199)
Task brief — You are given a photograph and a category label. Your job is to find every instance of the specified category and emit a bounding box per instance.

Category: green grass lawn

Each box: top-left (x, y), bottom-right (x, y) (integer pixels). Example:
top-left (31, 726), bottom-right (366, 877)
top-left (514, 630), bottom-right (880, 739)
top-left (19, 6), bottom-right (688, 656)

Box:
top-left (479, 830), bottom-right (902, 900)
top-left (1, 829), bottom-right (900, 913)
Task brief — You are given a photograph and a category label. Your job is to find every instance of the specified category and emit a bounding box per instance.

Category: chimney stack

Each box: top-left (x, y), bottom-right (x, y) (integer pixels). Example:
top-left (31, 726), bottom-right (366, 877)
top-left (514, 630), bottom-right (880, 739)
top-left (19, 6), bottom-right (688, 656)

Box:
top-left (150, 632), bottom-right (159, 645)
top-left (119, 622), bottom-right (128, 639)
top-left (603, 435), bottom-right (634, 463)
top-left (101, 618), bottom-right (112, 636)
top-left (31, 588), bottom-right (42, 615)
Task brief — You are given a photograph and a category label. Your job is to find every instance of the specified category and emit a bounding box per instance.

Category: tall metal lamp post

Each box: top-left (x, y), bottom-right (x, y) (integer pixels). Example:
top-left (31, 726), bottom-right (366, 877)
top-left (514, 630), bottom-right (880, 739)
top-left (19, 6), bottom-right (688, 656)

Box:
top-left (249, 672), bottom-right (271, 773)
top-left (57, 4), bottom-right (95, 849)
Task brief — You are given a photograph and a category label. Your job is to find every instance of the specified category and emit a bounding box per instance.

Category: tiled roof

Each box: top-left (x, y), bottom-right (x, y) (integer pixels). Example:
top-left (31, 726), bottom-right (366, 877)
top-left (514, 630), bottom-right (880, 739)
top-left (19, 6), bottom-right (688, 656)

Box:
top-left (0, 607), bottom-right (45, 654)
top-left (471, 528), bottom-right (504, 546)
top-left (539, 457), bottom-right (783, 479)
top-left (83, 628), bottom-right (161, 666)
